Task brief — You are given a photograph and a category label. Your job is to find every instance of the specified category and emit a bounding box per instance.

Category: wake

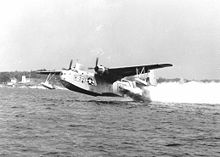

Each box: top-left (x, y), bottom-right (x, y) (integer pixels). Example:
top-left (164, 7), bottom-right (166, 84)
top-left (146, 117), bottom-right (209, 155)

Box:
top-left (147, 81), bottom-right (220, 104)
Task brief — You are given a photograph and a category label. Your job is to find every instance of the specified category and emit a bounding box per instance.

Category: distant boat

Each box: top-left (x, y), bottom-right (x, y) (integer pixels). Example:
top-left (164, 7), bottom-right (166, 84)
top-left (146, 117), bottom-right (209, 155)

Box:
top-left (7, 77), bottom-right (17, 87)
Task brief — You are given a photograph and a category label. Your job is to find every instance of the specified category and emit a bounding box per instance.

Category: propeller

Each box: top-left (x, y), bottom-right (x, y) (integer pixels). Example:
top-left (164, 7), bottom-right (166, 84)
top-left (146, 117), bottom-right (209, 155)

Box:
top-left (94, 57), bottom-right (99, 72)
top-left (62, 59), bottom-right (73, 70)
top-left (95, 57), bottom-right (99, 67)
top-left (68, 59), bottom-right (73, 70)
top-left (88, 57), bottom-right (99, 71)
top-left (88, 57), bottom-right (106, 74)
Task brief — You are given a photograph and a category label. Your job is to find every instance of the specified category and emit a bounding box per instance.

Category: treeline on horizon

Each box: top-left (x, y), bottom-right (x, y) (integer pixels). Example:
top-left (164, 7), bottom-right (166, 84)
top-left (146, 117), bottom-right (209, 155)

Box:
top-left (0, 71), bottom-right (46, 83)
top-left (0, 71), bottom-right (219, 83)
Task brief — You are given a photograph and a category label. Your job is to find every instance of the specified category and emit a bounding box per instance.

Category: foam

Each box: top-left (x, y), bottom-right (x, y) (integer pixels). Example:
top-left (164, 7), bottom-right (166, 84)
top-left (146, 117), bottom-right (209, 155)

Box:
top-left (147, 81), bottom-right (220, 104)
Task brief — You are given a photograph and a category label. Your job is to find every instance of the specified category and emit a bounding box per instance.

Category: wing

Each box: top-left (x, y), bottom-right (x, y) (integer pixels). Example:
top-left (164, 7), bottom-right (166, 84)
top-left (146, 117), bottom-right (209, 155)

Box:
top-left (100, 63), bottom-right (172, 83)
top-left (34, 70), bottom-right (62, 75)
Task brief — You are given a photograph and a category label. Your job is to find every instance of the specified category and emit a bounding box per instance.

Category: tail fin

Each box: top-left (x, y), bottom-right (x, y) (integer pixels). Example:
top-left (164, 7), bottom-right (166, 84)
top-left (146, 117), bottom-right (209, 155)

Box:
top-left (148, 70), bottom-right (157, 86)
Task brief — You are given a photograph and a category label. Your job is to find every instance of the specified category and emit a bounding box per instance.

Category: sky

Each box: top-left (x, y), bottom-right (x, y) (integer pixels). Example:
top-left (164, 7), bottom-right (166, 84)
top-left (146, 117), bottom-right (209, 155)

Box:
top-left (0, 0), bottom-right (220, 79)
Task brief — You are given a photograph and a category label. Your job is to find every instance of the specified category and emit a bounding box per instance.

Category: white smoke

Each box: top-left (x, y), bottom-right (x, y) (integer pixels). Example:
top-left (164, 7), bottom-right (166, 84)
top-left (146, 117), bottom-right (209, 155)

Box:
top-left (146, 81), bottom-right (220, 104)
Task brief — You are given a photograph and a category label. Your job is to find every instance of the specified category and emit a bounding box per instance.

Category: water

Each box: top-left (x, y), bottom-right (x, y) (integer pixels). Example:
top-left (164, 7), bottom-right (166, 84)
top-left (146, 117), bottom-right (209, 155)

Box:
top-left (0, 87), bottom-right (220, 157)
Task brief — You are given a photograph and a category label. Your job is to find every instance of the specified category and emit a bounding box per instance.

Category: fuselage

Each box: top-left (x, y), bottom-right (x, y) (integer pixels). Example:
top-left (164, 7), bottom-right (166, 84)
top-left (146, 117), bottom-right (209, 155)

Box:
top-left (59, 68), bottom-right (119, 96)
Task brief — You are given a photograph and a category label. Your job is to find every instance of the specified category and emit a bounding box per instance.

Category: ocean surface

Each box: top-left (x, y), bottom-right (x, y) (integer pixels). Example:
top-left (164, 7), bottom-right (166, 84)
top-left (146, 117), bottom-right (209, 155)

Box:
top-left (0, 87), bottom-right (220, 157)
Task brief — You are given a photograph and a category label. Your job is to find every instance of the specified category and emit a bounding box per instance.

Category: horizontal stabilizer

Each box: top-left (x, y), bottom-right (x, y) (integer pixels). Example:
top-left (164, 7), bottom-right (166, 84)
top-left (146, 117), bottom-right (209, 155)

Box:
top-left (119, 85), bottom-right (150, 102)
top-left (135, 78), bottom-right (149, 86)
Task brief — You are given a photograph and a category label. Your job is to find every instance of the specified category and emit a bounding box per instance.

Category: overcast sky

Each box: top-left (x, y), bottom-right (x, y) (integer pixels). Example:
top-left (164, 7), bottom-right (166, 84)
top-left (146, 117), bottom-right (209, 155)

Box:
top-left (0, 0), bottom-right (220, 79)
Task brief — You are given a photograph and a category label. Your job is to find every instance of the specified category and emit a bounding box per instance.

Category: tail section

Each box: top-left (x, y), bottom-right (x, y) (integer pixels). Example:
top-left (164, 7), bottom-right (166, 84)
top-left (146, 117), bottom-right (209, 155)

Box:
top-left (148, 70), bottom-right (157, 86)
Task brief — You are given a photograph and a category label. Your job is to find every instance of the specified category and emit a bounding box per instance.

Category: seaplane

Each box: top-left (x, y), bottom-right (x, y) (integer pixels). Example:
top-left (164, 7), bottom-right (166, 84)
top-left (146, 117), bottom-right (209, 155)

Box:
top-left (35, 58), bottom-right (172, 102)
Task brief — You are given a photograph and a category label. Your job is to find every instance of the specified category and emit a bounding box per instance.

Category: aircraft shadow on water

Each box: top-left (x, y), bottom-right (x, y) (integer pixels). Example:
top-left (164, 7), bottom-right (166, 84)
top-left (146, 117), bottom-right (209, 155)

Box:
top-left (35, 58), bottom-right (172, 102)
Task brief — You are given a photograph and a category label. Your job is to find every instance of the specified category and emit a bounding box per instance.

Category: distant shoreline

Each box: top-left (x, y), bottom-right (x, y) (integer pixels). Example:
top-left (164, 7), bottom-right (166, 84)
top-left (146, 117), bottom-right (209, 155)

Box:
top-left (0, 71), bottom-right (219, 84)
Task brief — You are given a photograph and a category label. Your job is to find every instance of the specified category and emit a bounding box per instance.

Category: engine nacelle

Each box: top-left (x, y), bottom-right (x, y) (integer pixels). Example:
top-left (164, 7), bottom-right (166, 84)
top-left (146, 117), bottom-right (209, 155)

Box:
top-left (95, 65), bottom-right (106, 74)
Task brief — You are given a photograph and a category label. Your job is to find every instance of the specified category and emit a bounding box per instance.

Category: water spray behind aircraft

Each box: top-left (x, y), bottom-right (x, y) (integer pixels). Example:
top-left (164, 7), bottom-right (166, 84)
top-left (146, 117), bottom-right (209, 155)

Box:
top-left (148, 81), bottom-right (220, 104)
top-left (118, 70), bottom-right (220, 104)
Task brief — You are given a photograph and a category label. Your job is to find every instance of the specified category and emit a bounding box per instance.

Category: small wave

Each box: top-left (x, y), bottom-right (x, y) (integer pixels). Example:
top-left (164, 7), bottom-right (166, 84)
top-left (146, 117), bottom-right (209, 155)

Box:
top-left (148, 81), bottom-right (220, 104)
top-left (165, 143), bottom-right (183, 147)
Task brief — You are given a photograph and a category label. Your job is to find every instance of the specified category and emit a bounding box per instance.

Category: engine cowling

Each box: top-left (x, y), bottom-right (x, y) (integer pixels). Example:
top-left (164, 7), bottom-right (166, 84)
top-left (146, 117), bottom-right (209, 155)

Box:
top-left (89, 57), bottom-right (109, 75)
top-left (95, 65), bottom-right (106, 74)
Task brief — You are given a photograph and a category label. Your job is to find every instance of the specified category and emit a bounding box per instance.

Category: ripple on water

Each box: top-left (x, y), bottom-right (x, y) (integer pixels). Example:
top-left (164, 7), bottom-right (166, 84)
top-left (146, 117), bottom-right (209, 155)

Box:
top-left (0, 88), bottom-right (220, 156)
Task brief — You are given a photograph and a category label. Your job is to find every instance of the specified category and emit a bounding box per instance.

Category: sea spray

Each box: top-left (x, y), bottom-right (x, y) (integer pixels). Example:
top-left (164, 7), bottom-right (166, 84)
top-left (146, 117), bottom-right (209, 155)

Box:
top-left (147, 81), bottom-right (220, 104)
